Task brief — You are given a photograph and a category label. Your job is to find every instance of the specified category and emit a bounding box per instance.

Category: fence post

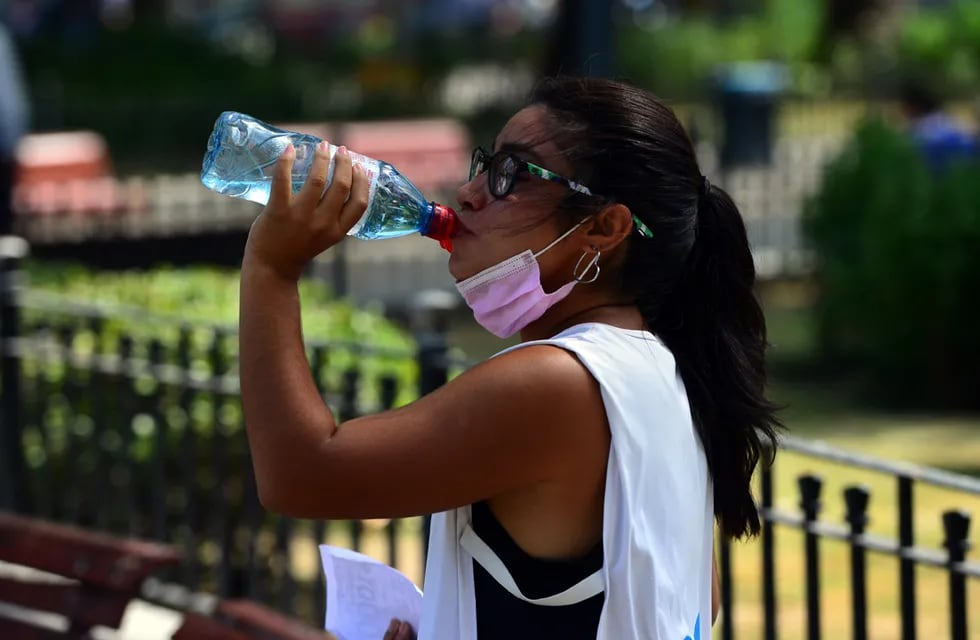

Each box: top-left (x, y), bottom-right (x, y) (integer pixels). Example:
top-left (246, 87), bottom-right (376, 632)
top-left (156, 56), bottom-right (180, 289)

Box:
top-left (898, 475), bottom-right (917, 640)
top-left (411, 290), bottom-right (456, 572)
top-left (412, 290), bottom-right (453, 397)
top-left (719, 533), bottom-right (733, 640)
top-left (844, 485), bottom-right (870, 640)
top-left (761, 462), bottom-right (777, 640)
top-left (148, 339), bottom-right (167, 543)
top-left (942, 510), bottom-right (971, 640)
top-left (0, 235), bottom-right (29, 512)
top-left (799, 473), bottom-right (823, 640)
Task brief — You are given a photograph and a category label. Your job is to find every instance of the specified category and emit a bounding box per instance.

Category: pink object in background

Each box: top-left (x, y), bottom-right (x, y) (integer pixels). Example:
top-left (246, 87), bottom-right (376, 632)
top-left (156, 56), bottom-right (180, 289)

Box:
top-left (12, 131), bottom-right (146, 217)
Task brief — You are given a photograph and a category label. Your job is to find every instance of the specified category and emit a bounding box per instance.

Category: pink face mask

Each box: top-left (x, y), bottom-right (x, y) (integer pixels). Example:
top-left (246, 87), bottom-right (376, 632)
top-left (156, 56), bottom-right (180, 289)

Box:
top-left (455, 221), bottom-right (594, 338)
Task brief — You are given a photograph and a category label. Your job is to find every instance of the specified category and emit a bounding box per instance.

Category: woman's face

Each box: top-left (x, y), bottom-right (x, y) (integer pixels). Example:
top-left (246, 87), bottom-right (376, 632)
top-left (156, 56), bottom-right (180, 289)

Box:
top-left (449, 105), bottom-right (585, 291)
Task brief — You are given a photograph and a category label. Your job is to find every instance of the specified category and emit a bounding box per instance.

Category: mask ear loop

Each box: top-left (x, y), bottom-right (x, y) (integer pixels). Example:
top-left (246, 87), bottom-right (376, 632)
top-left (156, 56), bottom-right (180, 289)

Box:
top-left (573, 247), bottom-right (601, 283)
top-left (532, 218), bottom-right (592, 259)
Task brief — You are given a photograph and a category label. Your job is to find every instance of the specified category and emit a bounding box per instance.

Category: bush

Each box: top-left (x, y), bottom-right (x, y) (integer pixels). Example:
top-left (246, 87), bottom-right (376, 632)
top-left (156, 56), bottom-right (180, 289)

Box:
top-left (21, 263), bottom-right (421, 408)
top-left (803, 119), bottom-right (980, 408)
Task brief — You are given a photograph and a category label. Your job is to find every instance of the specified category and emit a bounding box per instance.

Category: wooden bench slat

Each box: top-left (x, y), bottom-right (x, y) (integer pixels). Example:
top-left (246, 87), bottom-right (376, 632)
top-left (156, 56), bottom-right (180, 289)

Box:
top-left (0, 512), bottom-right (181, 590)
top-left (0, 577), bottom-right (130, 630)
top-left (0, 613), bottom-right (77, 639)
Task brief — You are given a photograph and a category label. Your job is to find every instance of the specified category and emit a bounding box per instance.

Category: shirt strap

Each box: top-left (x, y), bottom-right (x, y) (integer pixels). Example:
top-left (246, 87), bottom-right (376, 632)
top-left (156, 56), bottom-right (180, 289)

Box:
top-left (460, 525), bottom-right (604, 607)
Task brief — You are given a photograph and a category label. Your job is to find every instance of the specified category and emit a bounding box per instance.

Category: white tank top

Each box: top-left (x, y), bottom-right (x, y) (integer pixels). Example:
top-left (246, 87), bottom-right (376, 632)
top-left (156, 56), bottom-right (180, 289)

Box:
top-left (418, 322), bottom-right (714, 639)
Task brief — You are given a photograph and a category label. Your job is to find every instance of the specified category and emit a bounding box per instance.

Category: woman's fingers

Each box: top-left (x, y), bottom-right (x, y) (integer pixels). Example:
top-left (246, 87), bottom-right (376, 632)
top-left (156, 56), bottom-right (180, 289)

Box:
top-left (383, 618), bottom-right (398, 640)
top-left (296, 141), bottom-right (333, 212)
top-left (266, 144), bottom-right (295, 212)
top-left (382, 619), bottom-right (415, 640)
top-left (336, 163), bottom-right (371, 233)
top-left (246, 140), bottom-right (364, 276)
top-left (318, 145), bottom-right (353, 216)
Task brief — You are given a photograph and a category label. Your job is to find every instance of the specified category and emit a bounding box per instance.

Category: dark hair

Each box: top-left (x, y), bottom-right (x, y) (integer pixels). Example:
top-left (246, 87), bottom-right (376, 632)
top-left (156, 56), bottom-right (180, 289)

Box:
top-left (529, 76), bottom-right (782, 540)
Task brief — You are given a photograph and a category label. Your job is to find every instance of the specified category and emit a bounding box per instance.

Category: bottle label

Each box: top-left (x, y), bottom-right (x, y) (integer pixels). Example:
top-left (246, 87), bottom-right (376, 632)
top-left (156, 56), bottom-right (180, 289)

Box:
top-left (350, 150), bottom-right (381, 209)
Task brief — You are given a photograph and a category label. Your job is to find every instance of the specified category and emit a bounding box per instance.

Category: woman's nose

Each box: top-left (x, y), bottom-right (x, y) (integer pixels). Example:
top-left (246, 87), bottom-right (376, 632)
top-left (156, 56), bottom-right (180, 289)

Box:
top-left (456, 175), bottom-right (488, 211)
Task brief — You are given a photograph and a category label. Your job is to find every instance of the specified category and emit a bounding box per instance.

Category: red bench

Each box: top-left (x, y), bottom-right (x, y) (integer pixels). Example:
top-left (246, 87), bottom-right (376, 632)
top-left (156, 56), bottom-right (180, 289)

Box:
top-left (0, 511), bottom-right (333, 639)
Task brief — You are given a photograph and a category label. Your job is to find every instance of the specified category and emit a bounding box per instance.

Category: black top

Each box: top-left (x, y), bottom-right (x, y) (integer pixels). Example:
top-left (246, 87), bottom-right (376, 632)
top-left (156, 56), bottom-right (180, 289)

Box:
top-left (471, 500), bottom-right (605, 639)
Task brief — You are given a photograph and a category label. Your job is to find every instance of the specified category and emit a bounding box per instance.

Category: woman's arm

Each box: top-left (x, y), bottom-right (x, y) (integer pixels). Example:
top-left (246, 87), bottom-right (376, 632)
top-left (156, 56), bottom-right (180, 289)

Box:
top-left (241, 328), bottom-right (605, 518)
top-left (239, 143), bottom-right (608, 519)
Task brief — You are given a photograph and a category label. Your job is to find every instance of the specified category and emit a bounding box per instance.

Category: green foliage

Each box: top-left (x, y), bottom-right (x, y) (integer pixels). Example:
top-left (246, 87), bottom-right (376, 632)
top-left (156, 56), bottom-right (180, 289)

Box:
top-left (829, 0), bottom-right (980, 97)
top-left (25, 263), bottom-right (404, 343)
top-left (803, 119), bottom-right (980, 407)
top-left (22, 24), bottom-right (325, 171)
top-left (617, 0), bottom-right (824, 98)
top-left (20, 20), bottom-right (543, 171)
top-left (897, 0), bottom-right (980, 94)
top-left (616, 0), bottom-right (980, 100)
top-left (22, 263), bottom-right (420, 407)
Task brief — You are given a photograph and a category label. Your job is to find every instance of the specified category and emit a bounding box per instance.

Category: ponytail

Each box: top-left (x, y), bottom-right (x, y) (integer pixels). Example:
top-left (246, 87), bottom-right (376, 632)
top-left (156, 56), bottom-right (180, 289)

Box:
top-left (648, 183), bottom-right (782, 539)
top-left (529, 75), bottom-right (783, 540)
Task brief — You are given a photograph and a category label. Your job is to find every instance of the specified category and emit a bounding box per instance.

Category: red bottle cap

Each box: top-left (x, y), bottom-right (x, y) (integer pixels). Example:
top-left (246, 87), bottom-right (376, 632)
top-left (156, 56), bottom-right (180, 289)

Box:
top-left (423, 203), bottom-right (458, 253)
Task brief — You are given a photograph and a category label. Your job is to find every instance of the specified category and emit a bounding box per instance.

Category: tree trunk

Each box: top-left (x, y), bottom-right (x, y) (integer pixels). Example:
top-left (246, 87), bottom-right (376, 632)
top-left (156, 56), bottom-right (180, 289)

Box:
top-left (541, 0), bottom-right (613, 78)
top-left (815, 0), bottom-right (882, 62)
top-left (132, 0), bottom-right (168, 25)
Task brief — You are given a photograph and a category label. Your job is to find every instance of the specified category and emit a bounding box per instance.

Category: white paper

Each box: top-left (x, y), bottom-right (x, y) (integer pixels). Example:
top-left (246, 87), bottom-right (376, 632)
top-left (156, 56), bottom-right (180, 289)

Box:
top-left (319, 544), bottom-right (423, 640)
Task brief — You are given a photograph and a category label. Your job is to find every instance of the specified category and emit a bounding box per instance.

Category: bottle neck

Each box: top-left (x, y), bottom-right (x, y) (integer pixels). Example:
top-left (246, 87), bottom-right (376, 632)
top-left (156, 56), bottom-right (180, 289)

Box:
top-left (422, 202), bottom-right (457, 252)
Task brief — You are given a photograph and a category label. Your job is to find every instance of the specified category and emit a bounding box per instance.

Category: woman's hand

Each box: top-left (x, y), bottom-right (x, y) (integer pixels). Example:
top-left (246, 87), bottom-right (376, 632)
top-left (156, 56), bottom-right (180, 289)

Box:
top-left (244, 141), bottom-right (370, 281)
top-left (383, 619), bottom-right (415, 640)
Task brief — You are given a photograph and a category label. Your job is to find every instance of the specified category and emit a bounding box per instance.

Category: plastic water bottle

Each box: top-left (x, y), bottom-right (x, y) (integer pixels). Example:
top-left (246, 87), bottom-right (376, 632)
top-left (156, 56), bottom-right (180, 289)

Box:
top-left (200, 111), bottom-right (457, 250)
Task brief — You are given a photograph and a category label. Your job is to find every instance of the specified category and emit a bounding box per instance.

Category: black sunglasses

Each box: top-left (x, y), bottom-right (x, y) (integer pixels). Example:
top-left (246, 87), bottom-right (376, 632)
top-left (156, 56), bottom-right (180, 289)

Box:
top-left (468, 146), bottom-right (595, 199)
top-left (467, 147), bottom-right (653, 237)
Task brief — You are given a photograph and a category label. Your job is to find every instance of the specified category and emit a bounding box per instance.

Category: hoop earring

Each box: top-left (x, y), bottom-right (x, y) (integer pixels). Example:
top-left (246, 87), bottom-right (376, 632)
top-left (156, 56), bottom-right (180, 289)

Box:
top-left (573, 249), bottom-right (601, 284)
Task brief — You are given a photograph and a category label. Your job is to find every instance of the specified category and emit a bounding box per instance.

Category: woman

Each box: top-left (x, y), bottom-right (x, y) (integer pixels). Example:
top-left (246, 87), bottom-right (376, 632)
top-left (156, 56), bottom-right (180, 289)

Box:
top-left (239, 76), bottom-right (781, 639)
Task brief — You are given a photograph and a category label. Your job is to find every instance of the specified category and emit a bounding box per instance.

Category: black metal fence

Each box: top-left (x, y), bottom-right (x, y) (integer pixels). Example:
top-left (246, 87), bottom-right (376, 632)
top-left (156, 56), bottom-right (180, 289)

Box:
top-left (0, 238), bottom-right (462, 626)
top-left (718, 434), bottom-right (979, 640)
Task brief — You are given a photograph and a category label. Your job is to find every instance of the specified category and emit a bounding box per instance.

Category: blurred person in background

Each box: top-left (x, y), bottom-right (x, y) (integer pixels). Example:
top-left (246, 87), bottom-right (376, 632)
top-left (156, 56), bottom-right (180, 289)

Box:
top-left (899, 78), bottom-right (978, 173)
top-left (0, 22), bottom-right (29, 235)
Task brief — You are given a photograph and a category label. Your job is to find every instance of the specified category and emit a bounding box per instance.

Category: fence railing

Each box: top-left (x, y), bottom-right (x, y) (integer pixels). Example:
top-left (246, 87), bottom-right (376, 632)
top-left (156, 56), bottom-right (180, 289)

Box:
top-left (1, 238), bottom-right (977, 635)
top-left (718, 434), bottom-right (979, 640)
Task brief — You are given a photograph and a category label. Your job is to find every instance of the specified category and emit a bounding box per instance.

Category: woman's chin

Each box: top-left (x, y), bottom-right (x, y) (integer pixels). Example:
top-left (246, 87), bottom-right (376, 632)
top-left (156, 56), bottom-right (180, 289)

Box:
top-left (447, 254), bottom-right (465, 283)
top-left (448, 254), bottom-right (482, 284)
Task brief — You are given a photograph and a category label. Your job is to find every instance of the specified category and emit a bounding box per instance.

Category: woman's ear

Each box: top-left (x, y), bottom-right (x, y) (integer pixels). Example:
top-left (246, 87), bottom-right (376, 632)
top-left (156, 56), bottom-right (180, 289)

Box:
top-left (582, 204), bottom-right (634, 252)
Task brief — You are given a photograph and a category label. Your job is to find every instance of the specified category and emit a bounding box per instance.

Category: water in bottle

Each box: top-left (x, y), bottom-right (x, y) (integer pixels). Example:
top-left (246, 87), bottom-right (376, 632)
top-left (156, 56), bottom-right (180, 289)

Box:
top-left (200, 111), bottom-right (457, 249)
